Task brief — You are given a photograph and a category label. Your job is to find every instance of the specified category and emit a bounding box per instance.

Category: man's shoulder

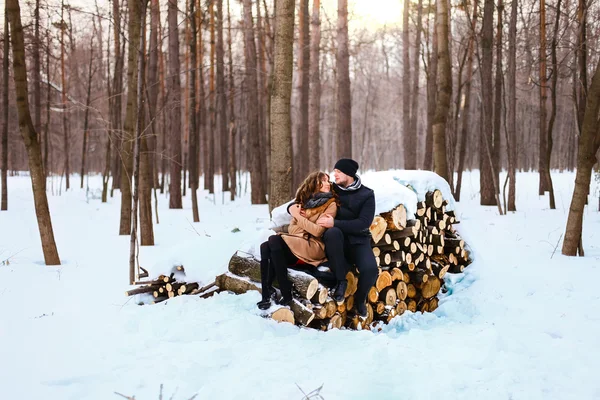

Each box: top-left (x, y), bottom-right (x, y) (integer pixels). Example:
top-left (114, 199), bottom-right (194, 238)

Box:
top-left (359, 185), bottom-right (374, 196)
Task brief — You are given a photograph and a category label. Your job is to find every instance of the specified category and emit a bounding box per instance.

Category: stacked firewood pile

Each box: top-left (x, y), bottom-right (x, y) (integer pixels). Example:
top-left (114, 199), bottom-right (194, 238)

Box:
top-left (125, 266), bottom-right (218, 303)
top-left (217, 189), bottom-right (472, 331)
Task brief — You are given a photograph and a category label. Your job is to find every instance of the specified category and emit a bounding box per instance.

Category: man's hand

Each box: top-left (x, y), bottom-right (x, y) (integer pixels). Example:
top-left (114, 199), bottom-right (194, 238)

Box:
top-left (289, 204), bottom-right (302, 219)
top-left (317, 214), bottom-right (334, 228)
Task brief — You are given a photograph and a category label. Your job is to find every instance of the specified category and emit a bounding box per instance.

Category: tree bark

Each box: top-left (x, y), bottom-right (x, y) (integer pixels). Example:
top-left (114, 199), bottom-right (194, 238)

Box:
top-left (7, 0), bottom-right (61, 265)
top-left (432, 0), bottom-right (451, 182)
top-left (80, 34), bottom-right (95, 189)
top-left (168, 0), bottom-right (183, 208)
top-left (147, 0), bottom-right (160, 191)
top-left (480, 0), bottom-right (496, 205)
top-left (111, 0), bottom-right (124, 196)
top-left (294, 0), bottom-right (310, 188)
top-left (308, 0), bottom-right (321, 172)
top-left (546, 0), bottom-right (562, 210)
top-left (33, 0), bottom-right (41, 167)
top-left (336, 0), bottom-right (352, 159)
top-left (242, 0), bottom-right (267, 204)
top-left (575, 0), bottom-right (587, 135)
top-left (189, 0), bottom-right (200, 222)
top-left (130, 0), bottom-right (148, 282)
top-left (454, 0), bottom-right (477, 202)
top-left (269, 0), bottom-right (295, 212)
top-left (493, 0), bottom-right (503, 193)
top-left (1, 4), bottom-right (9, 211)
top-left (207, 0), bottom-right (215, 194)
top-left (539, 0), bottom-right (549, 195)
top-left (227, 0), bottom-right (237, 201)
top-left (562, 57), bottom-right (600, 256)
top-left (60, 0), bottom-right (70, 190)
top-left (402, 0), bottom-right (414, 169)
top-left (507, 0), bottom-right (517, 211)
top-left (409, 0), bottom-right (422, 171)
top-left (216, 0), bottom-right (229, 192)
top-left (423, 0), bottom-right (436, 170)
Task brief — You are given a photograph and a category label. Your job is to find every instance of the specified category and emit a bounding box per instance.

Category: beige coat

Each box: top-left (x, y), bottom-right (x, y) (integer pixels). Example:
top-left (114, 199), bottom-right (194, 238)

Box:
top-left (280, 198), bottom-right (338, 266)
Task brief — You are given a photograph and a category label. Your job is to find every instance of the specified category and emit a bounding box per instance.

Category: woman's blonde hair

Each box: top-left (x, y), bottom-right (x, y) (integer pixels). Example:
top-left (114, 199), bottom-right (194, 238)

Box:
top-left (294, 171), bottom-right (330, 206)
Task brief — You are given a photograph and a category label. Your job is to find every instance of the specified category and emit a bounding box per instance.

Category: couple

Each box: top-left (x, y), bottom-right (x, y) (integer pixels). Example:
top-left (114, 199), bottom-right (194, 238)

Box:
top-left (257, 158), bottom-right (378, 319)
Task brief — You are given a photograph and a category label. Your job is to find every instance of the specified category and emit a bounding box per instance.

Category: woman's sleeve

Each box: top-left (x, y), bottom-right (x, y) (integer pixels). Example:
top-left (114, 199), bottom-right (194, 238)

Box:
top-left (294, 203), bottom-right (337, 238)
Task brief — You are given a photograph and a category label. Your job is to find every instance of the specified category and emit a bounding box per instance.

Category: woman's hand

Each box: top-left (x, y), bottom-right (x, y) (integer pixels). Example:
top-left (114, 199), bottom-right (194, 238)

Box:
top-left (289, 204), bottom-right (302, 219)
top-left (316, 214), bottom-right (334, 228)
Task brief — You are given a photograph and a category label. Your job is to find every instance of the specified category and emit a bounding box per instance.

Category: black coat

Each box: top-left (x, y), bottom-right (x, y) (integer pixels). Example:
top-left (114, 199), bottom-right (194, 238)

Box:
top-left (333, 183), bottom-right (375, 245)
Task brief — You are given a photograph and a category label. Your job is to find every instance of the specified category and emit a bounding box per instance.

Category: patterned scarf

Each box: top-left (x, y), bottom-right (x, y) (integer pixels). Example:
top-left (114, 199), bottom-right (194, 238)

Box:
top-left (304, 192), bottom-right (334, 209)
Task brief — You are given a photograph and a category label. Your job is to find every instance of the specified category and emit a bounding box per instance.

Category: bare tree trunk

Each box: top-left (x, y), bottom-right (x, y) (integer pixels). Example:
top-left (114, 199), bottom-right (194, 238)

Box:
top-left (575, 0), bottom-right (587, 134)
top-left (432, 0), bottom-right (451, 182)
top-left (493, 0), bottom-right (503, 192)
top-left (562, 57), bottom-right (600, 256)
top-left (545, 0), bottom-right (562, 210)
top-left (294, 0), bottom-right (310, 187)
top-left (207, 0), bottom-right (216, 194)
top-left (269, 0), bottom-right (295, 212)
top-left (33, 0), bottom-right (41, 168)
top-left (198, 3), bottom-right (208, 193)
top-left (102, 16), bottom-right (112, 203)
top-left (480, 0), bottom-right (496, 205)
top-left (538, 0), bottom-right (549, 195)
top-left (227, 0), bottom-right (237, 201)
top-left (402, 0), bottom-right (414, 169)
top-left (1, 4), bottom-right (8, 211)
top-left (130, 0), bottom-right (148, 283)
top-left (7, 0), bottom-right (61, 265)
top-left (168, 0), bottom-right (183, 208)
top-left (216, 0), bottom-right (229, 193)
top-left (336, 0), bottom-right (352, 159)
top-left (424, 0), bottom-right (436, 170)
top-left (507, 0), bottom-right (517, 211)
top-left (256, 0), bottom-right (269, 196)
top-left (80, 35), bottom-right (95, 189)
top-left (409, 0), bottom-right (422, 170)
top-left (308, 0), bottom-right (321, 172)
top-left (455, 0), bottom-right (477, 202)
top-left (147, 0), bottom-right (160, 190)
top-left (189, 0), bottom-right (200, 222)
top-left (44, 32), bottom-right (50, 178)
top-left (111, 0), bottom-right (124, 196)
top-left (242, 0), bottom-right (267, 204)
top-left (60, 0), bottom-right (70, 191)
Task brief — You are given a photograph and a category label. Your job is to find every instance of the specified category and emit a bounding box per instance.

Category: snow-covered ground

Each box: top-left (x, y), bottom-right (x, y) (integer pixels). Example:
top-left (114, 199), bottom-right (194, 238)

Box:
top-left (1, 171), bottom-right (599, 400)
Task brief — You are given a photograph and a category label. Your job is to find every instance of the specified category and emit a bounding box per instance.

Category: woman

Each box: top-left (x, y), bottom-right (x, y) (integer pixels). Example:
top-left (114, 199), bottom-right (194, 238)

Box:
top-left (257, 171), bottom-right (338, 310)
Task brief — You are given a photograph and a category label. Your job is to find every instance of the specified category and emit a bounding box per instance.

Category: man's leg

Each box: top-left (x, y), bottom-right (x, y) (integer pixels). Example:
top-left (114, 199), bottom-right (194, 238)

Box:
top-left (351, 242), bottom-right (378, 315)
top-left (322, 227), bottom-right (349, 282)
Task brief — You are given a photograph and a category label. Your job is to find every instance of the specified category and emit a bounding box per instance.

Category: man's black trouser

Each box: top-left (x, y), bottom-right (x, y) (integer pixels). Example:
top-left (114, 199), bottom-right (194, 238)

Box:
top-left (259, 235), bottom-right (298, 301)
top-left (322, 227), bottom-right (378, 305)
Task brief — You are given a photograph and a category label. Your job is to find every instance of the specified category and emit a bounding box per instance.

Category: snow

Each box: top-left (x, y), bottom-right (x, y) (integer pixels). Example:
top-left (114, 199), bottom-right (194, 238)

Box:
top-left (1, 170), bottom-right (600, 399)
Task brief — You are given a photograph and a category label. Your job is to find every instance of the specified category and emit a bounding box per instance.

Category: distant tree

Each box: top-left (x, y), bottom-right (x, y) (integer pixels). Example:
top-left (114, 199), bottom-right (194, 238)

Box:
top-left (308, 0), bottom-right (321, 172)
top-left (168, 0), bottom-right (182, 208)
top-left (336, 0), bottom-right (352, 159)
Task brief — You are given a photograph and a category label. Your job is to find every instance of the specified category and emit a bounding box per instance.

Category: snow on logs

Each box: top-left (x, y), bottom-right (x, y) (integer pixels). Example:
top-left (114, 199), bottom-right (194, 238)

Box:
top-left (216, 189), bottom-right (472, 331)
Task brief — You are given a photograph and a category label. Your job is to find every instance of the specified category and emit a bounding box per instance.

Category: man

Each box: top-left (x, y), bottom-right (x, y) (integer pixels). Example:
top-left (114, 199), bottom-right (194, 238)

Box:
top-left (316, 158), bottom-right (378, 318)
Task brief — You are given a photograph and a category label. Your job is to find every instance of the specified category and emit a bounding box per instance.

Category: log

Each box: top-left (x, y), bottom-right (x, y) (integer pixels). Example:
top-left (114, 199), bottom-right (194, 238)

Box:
top-left (428, 297), bottom-right (439, 312)
top-left (418, 299), bottom-right (430, 313)
top-left (388, 227), bottom-right (418, 240)
top-left (178, 282), bottom-right (200, 295)
top-left (216, 273), bottom-right (261, 294)
top-left (395, 281), bottom-right (408, 300)
top-left (364, 303), bottom-right (375, 326)
top-left (416, 201), bottom-right (427, 216)
top-left (345, 271), bottom-right (358, 298)
top-left (375, 301), bottom-right (385, 314)
top-left (417, 275), bottom-right (441, 299)
top-left (381, 204), bottom-right (407, 230)
top-left (312, 304), bottom-right (328, 319)
top-left (406, 219), bottom-right (421, 230)
top-left (325, 298), bottom-right (337, 318)
top-left (375, 271), bottom-right (392, 291)
top-left (125, 284), bottom-right (161, 296)
top-left (311, 284), bottom-right (329, 304)
top-left (368, 287), bottom-right (379, 303)
top-left (406, 298), bottom-right (417, 312)
top-left (431, 262), bottom-right (450, 279)
top-left (270, 307), bottom-right (295, 324)
top-left (448, 264), bottom-right (465, 273)
top-left (425, 189), bottom-right (443, 209)
top-left (287, 269), bottom-right (319, 300)
top-left (373, 241), bottom-right (400, 252)
top-left (337, 302), bottom-right (347, 313)
top-left (396, 300), bottom-right (407, 316)
top-left (289, 299), bottom-right (315, 326)
top-left (372, 247), bottom-right (381, 257)
top-left (329, 313), bottom-right (343, 329)
top-left (345, 295), bottom-right (354, 311)
top-left (406, 283), bottom-right (417, 298)
top-left (430, 234), bottom-right (445, 247)
top-left (390, 267), bottom-right (404, 281)
top-left (408, 269), bottom-right (428, 284)
top-left (380, 287), bottom-right (397, 306)
top-left (369, 215), bottom-right (387, 244)
top-left (228, 252), bottom-right (262, 282)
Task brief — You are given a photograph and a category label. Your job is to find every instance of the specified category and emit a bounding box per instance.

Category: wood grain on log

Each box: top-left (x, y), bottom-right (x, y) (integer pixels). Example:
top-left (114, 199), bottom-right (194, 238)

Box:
top-left (289, 299), bottom-right (315, 326)
top-left (375, 271), bottom-right (392, 291)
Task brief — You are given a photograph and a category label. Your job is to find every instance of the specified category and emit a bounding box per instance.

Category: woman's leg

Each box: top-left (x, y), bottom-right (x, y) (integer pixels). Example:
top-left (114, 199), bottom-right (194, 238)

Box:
top-left (267, 235), bottom-right (297, 302)
top-left (259, 241), bottom-right (275, 301)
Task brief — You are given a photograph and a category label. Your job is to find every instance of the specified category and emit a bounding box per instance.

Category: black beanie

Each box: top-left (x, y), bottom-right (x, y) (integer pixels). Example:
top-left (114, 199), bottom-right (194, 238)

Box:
top-left (334, 158), bottom-right (359, 177)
